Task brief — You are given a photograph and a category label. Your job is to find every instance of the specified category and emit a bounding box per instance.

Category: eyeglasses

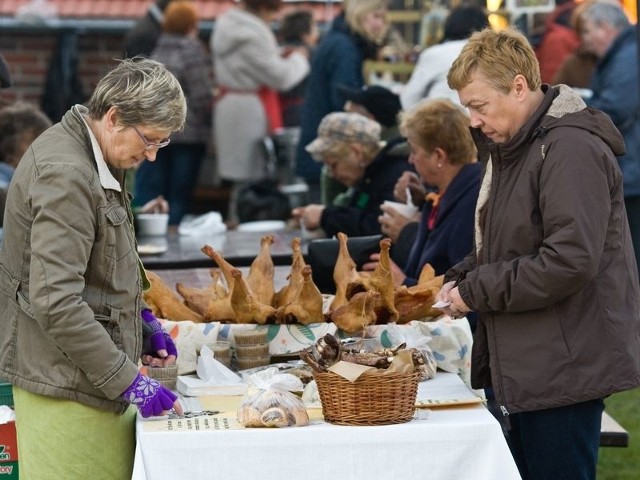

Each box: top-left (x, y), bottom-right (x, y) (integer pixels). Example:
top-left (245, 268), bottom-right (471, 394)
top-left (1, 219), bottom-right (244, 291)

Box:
top-left (132, 126), bottom-right (171, 151)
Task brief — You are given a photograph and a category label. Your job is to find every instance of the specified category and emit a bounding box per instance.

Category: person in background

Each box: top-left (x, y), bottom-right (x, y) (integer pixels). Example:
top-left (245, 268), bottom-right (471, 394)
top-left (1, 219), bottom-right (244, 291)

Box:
top-left (400, 4), bottom-right (488, 110)
top-left (437, 27), bottom-right (640, 478)
top-left (0, 102), bottom-right (52, 229)
top-left (135, 0), bottom-right (214, 226)
top-left (551, 0), bottom-right (598, 89)
top-left (292, 112), bottom-right (410, 238)
top-left (369, 99), bottom-right (480, 276)
top-left (278, 9), bottom-right (319, 128)
top-left (338, 83), bottom-right (402, 141)
top-left (535, 0), bottom-right (581, 84)
top-left (0, 58), bottom-right (186, 479)
top-left (324, 83), bottom-right (405, 206)
top-left (212, 0), bottom-right (309, 225)
top-left (124, 0), bottom-right (176, 58)
top-left (364, 99), bottom-right (480, 330)
top-left (579, 1), bottom-right (640, 279)
top-left (295, 0), bottom-right (389, 203)
top-left (336, 83), bottom-right (417, 266)
top-left (0, 101), bottom-right (52, 189)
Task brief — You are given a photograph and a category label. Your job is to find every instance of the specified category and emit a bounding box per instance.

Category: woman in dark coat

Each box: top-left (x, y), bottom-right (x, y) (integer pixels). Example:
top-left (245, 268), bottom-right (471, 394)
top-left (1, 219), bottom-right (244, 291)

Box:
top-left (292, 112), bottom-right (411, 238)
top-left (294, 0), bottom-right (389, 201)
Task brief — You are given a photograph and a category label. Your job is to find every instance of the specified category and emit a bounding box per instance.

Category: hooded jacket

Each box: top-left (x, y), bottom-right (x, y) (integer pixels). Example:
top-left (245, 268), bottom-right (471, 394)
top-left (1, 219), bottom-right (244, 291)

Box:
top-left (446, 85), bottom-right (640, 414)
top-left (404, 162), bottom-right (481, 284)
top-left (0, 106), bottom-right (143, 413)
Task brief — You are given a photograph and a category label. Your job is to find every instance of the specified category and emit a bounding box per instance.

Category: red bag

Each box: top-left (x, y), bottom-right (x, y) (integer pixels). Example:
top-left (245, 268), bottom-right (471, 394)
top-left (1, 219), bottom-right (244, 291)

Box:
top-left (258, 86), bottom-right (283, 133)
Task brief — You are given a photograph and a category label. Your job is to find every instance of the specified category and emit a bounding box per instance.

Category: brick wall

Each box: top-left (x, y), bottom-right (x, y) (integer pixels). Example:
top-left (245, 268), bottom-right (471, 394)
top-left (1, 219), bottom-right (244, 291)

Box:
top-left (0, 30), bottom-right (125, 106)
top-left (0, 28), bottom-right (220, 189)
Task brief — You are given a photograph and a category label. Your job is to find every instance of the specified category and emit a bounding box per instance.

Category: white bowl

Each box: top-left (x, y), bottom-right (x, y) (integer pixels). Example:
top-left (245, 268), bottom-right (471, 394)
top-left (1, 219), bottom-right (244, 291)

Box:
top-left (136, 213), bottom-right (169, 236)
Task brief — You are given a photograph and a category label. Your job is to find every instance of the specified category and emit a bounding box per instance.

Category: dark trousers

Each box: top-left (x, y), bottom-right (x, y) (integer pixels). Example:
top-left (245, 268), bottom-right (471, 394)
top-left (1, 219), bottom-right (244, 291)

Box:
top-left (504, 398), bottom-right (604, 480)
top-left (135, 143), bottom-right (205, 225)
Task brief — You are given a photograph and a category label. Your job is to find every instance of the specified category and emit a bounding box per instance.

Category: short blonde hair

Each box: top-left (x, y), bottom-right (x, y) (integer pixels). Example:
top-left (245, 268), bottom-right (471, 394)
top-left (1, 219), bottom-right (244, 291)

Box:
top-left (344, 0), bottom-right (388, 42)
top-left (400, 99), bottom-right (476, 166)
top-left (447, 27), bottom-right (541, 94)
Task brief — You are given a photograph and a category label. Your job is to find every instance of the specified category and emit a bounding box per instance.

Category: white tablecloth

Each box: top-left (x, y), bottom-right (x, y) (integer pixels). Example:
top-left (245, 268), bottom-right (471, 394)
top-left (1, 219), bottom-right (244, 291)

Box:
top-left (132, 373), bottom-right (520, 480)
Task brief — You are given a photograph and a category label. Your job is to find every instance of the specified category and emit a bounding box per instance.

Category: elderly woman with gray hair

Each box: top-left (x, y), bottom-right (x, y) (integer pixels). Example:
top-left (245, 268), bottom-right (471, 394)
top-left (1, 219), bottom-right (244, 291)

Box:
top-left (0, 58), bottom-right (186, 479)
top-left (292, 111), bottom-right (411, 238)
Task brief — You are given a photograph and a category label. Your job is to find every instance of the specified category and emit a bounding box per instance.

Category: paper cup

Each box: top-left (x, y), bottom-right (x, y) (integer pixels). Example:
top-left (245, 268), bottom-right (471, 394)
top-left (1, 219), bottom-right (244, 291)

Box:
top-left (382, 200), bottom-right (419, 219)
top-left (201, 341), bottom-right (232, 368)
top-left (146, 364), bottom-right (178, 390)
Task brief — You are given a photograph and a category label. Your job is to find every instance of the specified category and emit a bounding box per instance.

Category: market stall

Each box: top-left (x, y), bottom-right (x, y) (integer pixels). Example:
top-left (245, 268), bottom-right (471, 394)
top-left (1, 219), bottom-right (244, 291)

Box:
top-left (131, 372), bottom-right (521, 480)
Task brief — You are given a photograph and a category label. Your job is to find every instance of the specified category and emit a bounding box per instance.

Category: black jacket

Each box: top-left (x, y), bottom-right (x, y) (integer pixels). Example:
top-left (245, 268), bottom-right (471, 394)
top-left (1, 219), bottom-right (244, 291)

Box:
top-left (320, 138), bottom-right (412, 237)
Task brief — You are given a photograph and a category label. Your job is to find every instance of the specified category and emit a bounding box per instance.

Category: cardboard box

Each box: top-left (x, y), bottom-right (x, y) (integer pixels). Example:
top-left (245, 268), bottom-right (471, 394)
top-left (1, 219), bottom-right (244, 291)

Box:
top-left (0, 420), bottom-right (19, 479)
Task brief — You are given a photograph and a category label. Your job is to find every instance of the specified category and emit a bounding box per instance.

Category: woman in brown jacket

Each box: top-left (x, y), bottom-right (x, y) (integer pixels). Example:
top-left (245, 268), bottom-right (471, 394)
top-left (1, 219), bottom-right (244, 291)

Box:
top-left (438, 28), bottom-right (640, 479)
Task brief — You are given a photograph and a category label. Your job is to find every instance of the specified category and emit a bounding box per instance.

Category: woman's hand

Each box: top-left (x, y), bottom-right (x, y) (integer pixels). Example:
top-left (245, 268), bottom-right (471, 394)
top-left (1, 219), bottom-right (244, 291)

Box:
top-left (393, 171), bottom-right (426, 207)
top-left (436, 281), bottom-right (471, 319)
top-left (291, 204), bottom-right (325, 230)
top-left (141, 309), bottom-right (178, 368)
top-left (139, 195), bottom-right (169, 214)
top-left (379, 204), bottom-right (419, 242)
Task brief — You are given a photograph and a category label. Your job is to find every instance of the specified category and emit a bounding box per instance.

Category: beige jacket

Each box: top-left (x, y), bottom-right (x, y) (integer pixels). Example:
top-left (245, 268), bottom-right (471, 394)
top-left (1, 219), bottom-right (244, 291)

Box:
top-left (212, 7), bottom-right (309, 181)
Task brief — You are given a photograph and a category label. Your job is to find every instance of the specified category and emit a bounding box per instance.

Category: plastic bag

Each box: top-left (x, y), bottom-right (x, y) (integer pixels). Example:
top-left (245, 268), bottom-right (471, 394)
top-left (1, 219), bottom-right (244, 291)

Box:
top-left (178, 211), bottom-right (227, 236)
top-left (237, 367), bottom-right (309, 428)
top-left (384, 323), bottom-right (437, 380)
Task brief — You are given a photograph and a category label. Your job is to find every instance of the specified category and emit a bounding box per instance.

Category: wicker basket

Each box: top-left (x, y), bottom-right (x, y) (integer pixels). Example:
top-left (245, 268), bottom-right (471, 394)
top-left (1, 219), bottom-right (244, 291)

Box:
top-left (314, 369), bottom-right (421, 426)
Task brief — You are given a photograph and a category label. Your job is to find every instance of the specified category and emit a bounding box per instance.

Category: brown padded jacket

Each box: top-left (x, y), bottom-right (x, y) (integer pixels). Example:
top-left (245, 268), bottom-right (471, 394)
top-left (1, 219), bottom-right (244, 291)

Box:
top-left (446, 85), bottom-right (640, 414)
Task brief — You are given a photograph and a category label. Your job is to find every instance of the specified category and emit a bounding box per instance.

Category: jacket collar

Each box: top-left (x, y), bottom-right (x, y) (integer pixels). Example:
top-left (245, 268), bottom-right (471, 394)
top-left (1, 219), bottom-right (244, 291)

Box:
top-left (72, 105), bottom-right (122, 192)
top-left (475, 86), bottom-right (557, 166)
top-left (438, 162), bottom-right (482, 215)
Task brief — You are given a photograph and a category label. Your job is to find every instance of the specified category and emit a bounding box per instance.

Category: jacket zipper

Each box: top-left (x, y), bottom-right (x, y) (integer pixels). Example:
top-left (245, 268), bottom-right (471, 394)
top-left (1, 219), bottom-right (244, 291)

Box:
top-left (487, 150), bottom-right (511, 418)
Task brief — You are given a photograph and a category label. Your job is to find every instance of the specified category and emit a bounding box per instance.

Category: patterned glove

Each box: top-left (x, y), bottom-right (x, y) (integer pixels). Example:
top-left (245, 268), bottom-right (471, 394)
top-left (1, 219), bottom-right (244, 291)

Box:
top-left (141, 308), bottom-right (177, 358)
top-left (122, 372), bottom-right (177, 418)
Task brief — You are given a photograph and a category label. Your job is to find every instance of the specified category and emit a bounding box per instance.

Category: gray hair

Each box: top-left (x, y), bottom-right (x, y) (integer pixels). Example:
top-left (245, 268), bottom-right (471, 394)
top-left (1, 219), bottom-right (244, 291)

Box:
top-left (582, 1), bottom-right (630, 31)
top-left (86, 57), bottom-right (186, 133)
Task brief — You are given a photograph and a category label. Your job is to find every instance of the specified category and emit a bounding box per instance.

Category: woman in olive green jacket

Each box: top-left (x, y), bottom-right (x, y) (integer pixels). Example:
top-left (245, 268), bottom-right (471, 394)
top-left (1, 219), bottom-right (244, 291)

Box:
top-left (0, 59), bottom-right (186, 479)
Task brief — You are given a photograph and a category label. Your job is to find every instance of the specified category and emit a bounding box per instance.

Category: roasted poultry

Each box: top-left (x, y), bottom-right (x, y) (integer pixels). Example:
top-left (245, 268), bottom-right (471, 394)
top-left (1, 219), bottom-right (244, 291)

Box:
top-left (276, 265), bottom-right (325, 325)
top-left (201, 244), bottom-right (236, 290)
top-left (273, 237), bottom-right (305, 308)
top-left (246, 235), bottom-right (275, 306)
top-left (394, 263), bottom-right (444, 323)
top-left (143, 270), bottom-right (204, 322)
top-left (330, 232), bottom-right (364, 312)
top-left (230, 268), bottom-right (277, 324)
top-left (330, 290), bottom-right (380, 333)
top-left (354, 238), bottom-right (399, 323)
top-left (175, 269), bottom-right (225, 316)
top-left (210, 269), bottom-right (229, 298)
